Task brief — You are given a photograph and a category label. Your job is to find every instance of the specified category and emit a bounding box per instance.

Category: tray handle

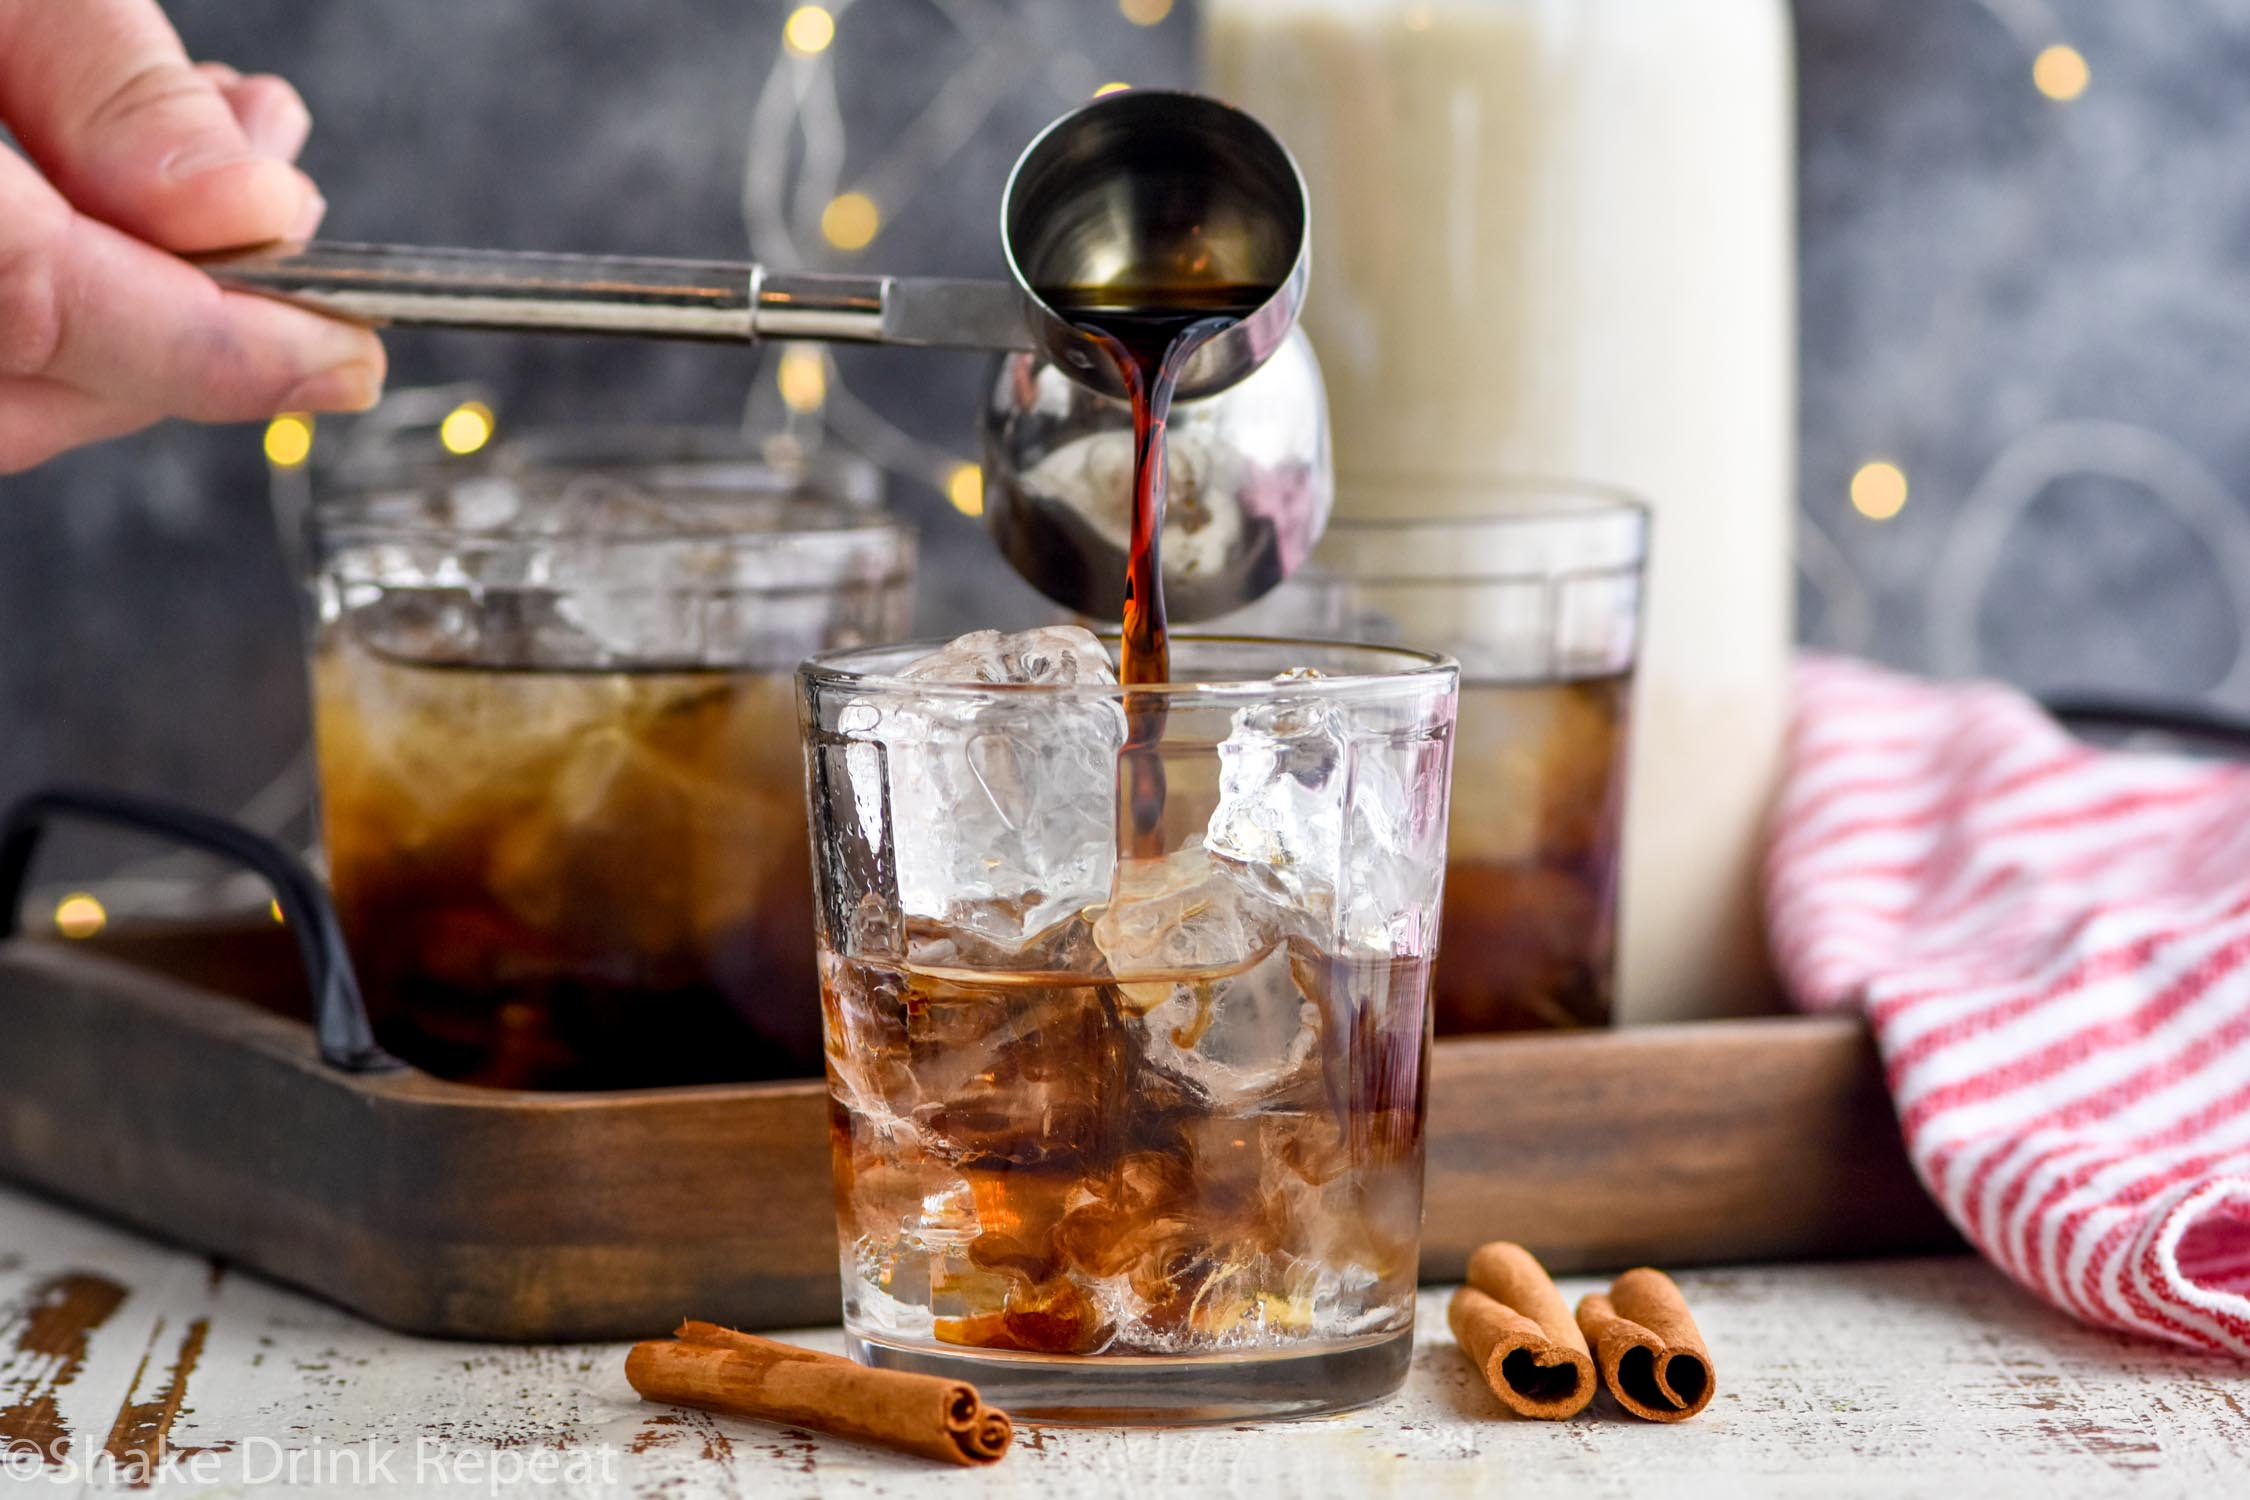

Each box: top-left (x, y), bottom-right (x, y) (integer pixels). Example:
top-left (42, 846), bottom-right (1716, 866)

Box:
top-left (2044, 696), bottom-right (2250, 755)
top-left (0, 785), bottom-right (400, 1073)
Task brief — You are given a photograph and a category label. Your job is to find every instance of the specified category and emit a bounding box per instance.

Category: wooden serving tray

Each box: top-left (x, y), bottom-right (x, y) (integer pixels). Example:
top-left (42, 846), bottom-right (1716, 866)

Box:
top-left (0, 924), bottom-right (1956, 1342)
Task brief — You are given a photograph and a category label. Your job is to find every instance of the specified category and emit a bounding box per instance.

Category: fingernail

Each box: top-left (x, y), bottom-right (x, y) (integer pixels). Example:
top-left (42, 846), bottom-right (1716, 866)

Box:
top-left (281, 359), bottom-right (383, 414)
top-left (287, 192), bottom-right (327, 242)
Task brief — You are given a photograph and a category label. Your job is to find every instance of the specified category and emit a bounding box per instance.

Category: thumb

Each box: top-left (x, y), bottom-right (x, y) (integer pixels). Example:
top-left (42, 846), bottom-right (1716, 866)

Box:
top-left (1, 0), bottom-right (321, 251)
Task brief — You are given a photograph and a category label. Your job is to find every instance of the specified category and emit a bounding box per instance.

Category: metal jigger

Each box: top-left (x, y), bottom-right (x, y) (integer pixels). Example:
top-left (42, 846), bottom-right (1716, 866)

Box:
top-left (194, 88), bottom-right (1329, 619)
top-left (984, 89), bottom-right (1327, 622)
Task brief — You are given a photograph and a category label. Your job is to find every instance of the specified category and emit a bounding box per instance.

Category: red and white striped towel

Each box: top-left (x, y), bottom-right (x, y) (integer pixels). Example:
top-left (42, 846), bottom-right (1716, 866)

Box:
top-left (1765, 655), bottom-right (2250, 1357)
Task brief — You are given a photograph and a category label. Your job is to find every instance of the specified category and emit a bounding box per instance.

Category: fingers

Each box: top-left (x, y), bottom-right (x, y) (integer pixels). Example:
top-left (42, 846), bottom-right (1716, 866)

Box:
top-left (0, 377), bottom-right (161, 475)
top-left (0, 0), bottom-right (319, 250)
top-left (209, 68), bottom-right (315, 164)
top-left (0, 150), bottom-right (384, 445)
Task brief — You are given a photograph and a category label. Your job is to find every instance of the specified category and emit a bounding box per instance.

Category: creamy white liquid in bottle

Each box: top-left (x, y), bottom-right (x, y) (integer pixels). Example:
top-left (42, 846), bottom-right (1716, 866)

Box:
top-left (1206, 0), bottom-right (1796, 1021)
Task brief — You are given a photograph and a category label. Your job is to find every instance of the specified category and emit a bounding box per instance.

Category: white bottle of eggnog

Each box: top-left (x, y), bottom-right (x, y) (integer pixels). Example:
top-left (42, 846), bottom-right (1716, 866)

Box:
top-left (1204, 0), bottom-right (1796, 1022)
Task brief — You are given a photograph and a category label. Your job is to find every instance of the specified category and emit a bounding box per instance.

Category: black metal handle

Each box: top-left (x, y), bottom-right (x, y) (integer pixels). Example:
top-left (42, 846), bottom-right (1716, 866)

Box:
top-left (0, 785), bottom-right (399, 1073)
top-left (2044, 696), bottom-right (2250, 756)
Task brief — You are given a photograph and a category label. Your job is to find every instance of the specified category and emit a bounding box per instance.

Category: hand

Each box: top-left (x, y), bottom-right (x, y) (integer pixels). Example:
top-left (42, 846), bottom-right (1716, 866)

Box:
top-left (0, 0), bottom-right (386, 473)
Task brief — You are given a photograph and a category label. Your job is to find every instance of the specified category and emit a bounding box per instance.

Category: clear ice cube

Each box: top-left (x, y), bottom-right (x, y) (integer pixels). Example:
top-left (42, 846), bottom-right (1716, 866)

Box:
top-left (1203, 680), bottom-right (1444, 956)
top-left (1203, 693), bottom-right (1350, 921)
top-left (876, 627), bottom-right (1126, 950)
top-left (894, 625), bottom-right (1118, 689)
top-left (1093, 846), bottom-right (1323, 1111)
top-left (1132, 945), bottom-right (1323, 1111)
top-left (1092, 843), bottom-right (1280, 988)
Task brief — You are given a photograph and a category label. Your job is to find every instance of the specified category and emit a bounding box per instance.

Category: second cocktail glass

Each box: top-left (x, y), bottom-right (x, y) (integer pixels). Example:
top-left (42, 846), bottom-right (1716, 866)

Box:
top-left (309, 448), bottom-right (913, 1089)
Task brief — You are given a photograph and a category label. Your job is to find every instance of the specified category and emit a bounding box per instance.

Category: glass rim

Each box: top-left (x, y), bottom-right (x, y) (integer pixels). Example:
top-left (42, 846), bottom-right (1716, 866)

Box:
top-left (1309, 480), bottom-right (1647, 586)
top-left (315, 487), bottom-right (917, 556)
top-left (799, 633), bottom-right (1460, 703)
top-left (313, 417), bottom-right (886, 507)
top-left (1327, 473), bottom-right (1651, 522)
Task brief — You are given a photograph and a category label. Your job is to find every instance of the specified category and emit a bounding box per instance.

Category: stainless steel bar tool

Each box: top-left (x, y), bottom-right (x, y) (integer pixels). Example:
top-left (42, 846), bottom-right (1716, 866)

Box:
top-left (195, 88), bottom-right (1330, 618)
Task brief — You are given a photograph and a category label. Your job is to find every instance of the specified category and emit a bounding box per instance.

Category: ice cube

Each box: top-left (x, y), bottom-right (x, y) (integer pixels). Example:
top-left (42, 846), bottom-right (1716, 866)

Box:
top-left (1203, 693), bottom-right (1350, 922)
top-left (895, 625), bottom-right (1118, 688)
top-left (1203, 680), bottom-right (1447, 956)
top-left (1092, 846), bottom-right (1322, 1109)
top-left (1132, 945), bottom-right (1323, 1111)
top-left (875, 627), bottom-right (1126, 951)
top-left (839, 1153), bottom-right (979, 1245)
top-left (542, 476), bottom-right (731, 663)
top-left (1092, 844), bottom-right (1282, 996)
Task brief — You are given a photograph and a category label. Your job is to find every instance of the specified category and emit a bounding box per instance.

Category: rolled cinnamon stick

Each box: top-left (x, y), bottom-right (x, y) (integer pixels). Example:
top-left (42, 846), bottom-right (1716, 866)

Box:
top-left (1575, 1268), bottom-right (1715, 1422)
top-left (625, 1321), bottom-right (1012, 1465)
top-left (1450, 1241), bottom-right (1596, 1419)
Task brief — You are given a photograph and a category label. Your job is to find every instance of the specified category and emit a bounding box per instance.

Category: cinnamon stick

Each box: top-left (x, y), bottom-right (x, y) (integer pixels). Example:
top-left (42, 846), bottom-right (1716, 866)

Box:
top-left (625, 1321), bottom-right (1012, 1465)
top-left (1575, 1268), bottom-right (1715, 1422)
top-left (1449, 1241), bottom-right (1596, 1419)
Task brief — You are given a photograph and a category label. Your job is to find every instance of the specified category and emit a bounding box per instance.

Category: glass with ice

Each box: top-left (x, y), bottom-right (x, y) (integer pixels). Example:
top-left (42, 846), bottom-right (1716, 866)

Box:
top-left (308, 452), bottom-right (912, 1089)
top-left (799, 628), bottom-right (1458, 1422)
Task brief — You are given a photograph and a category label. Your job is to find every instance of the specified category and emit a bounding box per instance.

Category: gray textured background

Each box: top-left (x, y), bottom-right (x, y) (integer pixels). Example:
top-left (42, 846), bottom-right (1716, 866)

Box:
top-left (3, 0), bottom-right (2248, 885)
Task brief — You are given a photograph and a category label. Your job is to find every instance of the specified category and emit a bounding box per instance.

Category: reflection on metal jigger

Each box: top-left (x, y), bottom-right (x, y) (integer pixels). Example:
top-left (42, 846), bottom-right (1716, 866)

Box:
top-left (980, 326), bottom-right (1331, 624)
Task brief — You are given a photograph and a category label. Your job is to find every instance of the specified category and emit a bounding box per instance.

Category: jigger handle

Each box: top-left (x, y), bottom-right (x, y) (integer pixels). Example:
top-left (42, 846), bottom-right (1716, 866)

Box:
top-left (190, 240), bottom-right (1036, 351)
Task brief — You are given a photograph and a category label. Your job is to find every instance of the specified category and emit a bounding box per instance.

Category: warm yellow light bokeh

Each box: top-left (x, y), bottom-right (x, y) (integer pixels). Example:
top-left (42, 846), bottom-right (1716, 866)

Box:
top-left (263, 413), bottom-right (314, 468)
top-left (54, 893), bottom-right (106, 940)
top-left (270, 898), bottom-right (286, 925)
top-left (946, 462), bottom-right (984, 518)
top-left (1850, 461), bottom-right (1909, 521)
top-left (777, 346), bottom-right (828, 412)
top-left (438, 400), bottom-right (495, 456)
top-left (1119, 0), bottom-right (1173, 25)
top-left (784, 5), bottom-right (836, 55)
top-left (821, 192), bottom-right (881, 251)
top-left (2033, 44), bottom-right (2089, 102)
top-left (1094, 81), bottom-right (1132, 97)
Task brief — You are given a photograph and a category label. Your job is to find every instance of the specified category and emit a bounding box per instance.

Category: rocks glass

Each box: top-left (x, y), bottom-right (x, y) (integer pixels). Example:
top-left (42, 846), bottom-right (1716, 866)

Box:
top-left (307, 448), bottom-right (913, 1089)
top-left (798, 631), bottom-right (1458, 1422)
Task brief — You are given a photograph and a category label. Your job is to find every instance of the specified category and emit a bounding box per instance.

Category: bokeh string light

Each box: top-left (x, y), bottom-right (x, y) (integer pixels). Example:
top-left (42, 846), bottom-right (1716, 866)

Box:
top-left (2032, 43), bottom-right (2090, 101)
top-left (263, 412), bottom-right (314, 468)
top-left (52, 893), bottom-right (106, 940)
top-left (776, 346), bottom-right (829, 413)
top-left (1849, 461), bottom-right (1909, 522)
top-left (818, 190), bottom-right (881, 251)
top-left (946, 462), bottom-right (985, 518)
top-left (437, 400), bottom-right (495, 456)
top-left (784, 5), bottom-right (837, 56)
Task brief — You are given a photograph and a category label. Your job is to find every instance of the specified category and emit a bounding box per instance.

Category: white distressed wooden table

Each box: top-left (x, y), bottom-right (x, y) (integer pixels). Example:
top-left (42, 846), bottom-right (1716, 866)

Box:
top-left (1, 1182), bottom-right (2244, 1497)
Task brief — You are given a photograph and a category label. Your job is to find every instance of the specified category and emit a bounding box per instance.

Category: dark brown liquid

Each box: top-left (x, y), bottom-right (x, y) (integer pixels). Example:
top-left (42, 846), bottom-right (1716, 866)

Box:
top-left (313, 640), bottom-right (822, 1090)
top-left (823, 937), bottom-right (1430, 1356)
top-left (1037, 284), bottom-right (1268, 687)
top-left (1040, 284), bottom-right (1267, 855)
top-left (1432, 674), bottom-right (1632, 1034)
